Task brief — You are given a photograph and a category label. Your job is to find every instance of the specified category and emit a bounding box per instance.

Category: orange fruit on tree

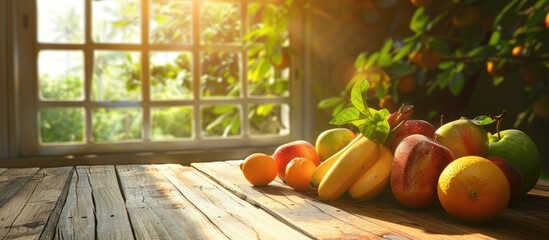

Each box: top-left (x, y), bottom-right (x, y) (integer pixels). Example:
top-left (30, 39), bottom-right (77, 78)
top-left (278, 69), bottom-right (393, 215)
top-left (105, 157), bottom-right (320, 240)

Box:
top-left (240, 153), bottom-right (278, 186)
top-left (285, 157), bottom-right (317, 191)
top-left (511, 45), bottom-right (524, 57)
top-left (417, 49), bottom-right (442, 70)
top-left (438, 156), bottom-right (510, 223)
top-left (398, 74), bottom-right (417, 93)
top-left (486, 60), bottom-right (509, 77)
top-left (523, 65), bottom-right (545, 86)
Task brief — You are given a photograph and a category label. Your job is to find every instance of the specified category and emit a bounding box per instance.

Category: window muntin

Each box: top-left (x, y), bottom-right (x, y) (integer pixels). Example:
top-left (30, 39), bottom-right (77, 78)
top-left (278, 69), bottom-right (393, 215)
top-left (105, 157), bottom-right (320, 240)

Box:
top-left (24, 0), bottom-right (298, 156)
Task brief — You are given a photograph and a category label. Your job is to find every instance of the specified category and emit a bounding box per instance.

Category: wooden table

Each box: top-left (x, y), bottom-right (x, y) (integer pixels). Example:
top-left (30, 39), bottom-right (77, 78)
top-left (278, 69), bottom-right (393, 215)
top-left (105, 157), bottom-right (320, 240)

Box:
top-left (1, 161), bottom-right (548, 239)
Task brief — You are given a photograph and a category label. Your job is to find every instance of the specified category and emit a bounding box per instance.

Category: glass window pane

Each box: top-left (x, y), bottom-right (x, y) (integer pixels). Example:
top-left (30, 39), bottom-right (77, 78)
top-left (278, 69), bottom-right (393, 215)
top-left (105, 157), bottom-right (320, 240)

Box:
top-left (201, 105), bottom-right (241, 138)
top-left (92, 0), bottom-right (141, 43)
top-left (200, 51), bottom-right (241, 98)
top-left (93, 108), bottom-right (142, 142)
top-left (248, 3), bottom-right (288, 40)
top-left (93, 51), bottom-right (141, 101)
top-left (38, 50), bottom-right (84, 101)
top-left (249, 103), bottom-right (290, 136)
top-left (201, 2), bottom-right (241, 44)
top-left (150, 51), bottom-right (192, 100)
top-left (39, 107), bottom-right (85, 144)
top-left (151, 106), bottom-right (193, 140)
top-left (150, 0), bottom-right (192, 44)
top-left (247, 49), bottom-right (290, 97)
top-left (37, 0), bottom-right (84, 44)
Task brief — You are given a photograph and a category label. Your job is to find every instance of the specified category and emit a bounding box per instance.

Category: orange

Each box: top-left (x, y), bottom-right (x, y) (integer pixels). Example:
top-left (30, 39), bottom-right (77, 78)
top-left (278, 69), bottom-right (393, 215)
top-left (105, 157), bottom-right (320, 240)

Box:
top-left (398, 74), bottom-right (417, 93)
top-left (438, 156), bottom-right (510, 223)
top-left (511, 45), bottom-right (524, 57)
top-left (240, 153), bottom-right (278, 186)
top-left (417, 49), bottom-right (442, 70)
top-left (486, 60), bottom-right (509, 77)
top-left (285, 157), bottom-right (316, 191)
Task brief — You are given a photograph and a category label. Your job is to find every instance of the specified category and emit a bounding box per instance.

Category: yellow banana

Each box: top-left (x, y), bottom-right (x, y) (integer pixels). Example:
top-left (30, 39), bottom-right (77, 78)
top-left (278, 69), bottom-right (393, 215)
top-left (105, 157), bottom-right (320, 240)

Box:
top-left (318, 136), bottom-right (380, 201)
top-left (310, 134), bottom-right (364, 187)
top-left (349, 144), bottom-right (393, 201)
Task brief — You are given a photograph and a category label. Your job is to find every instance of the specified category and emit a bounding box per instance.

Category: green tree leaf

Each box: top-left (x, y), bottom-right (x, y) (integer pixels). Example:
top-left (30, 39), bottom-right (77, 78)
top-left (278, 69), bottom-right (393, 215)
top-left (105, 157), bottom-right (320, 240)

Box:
top-left (410, 8), bottom-right (429, 33)
top-left (317, 96), bottom-right (343, 109)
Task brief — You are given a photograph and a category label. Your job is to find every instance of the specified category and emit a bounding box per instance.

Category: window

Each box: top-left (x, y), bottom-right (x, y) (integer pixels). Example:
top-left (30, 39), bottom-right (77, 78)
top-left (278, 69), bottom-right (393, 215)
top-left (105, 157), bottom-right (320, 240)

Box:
top-left (15, 0), bottom-right (303, 157)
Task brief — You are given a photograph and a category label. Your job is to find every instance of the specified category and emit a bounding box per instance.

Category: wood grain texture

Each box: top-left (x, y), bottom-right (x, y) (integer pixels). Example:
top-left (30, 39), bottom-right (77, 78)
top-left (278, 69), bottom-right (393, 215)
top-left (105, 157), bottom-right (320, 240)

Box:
top-left (155, 164), bottom-right (311, 239)
top-left (0, 168), bottom-right (7, 175)
top-left (0, 168), bottom-right (40, 208)
top-left (193, 161), bottom-right (415, 239)
top-left (117, 165), bottom-right (227, 240)
top-left (55, 166), bottom-right (134, 240)
top-left (0, 167), bottom-right (73, 239)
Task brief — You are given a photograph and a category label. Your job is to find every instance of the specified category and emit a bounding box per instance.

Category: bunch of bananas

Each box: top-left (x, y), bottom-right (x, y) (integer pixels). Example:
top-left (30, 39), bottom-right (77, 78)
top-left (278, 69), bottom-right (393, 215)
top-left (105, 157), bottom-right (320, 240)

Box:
top-left (311, 134), bottom-right (393, 201)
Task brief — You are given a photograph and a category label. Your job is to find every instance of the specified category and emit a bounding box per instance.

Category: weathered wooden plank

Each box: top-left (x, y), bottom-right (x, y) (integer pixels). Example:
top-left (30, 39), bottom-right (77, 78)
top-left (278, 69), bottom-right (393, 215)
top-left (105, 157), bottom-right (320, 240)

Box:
top-left (117, 165), bottom-right (227, 240)
top-left (0, 167), bottom-right (73, 239)
top-left (88, 165), bottom-right (134, 239)
top-left (192, 161), bottom-right (415, 240)
top-left (55, 167), bottom-right (95, 240)
top-left (0, 168), bottom-right (40, 208)
top-left (0, 168), bottom-right (7, 175)
top-left (55, 166), bottom-right (134, 240)
top-left (155, 164), bottom-right (311, 239)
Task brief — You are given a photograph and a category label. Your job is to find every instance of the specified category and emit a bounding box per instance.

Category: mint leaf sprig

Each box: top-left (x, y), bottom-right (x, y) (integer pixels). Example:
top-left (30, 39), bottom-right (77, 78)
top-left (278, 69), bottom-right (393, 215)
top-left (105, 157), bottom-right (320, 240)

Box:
top-left (329, 80), bottom-right (390, 144)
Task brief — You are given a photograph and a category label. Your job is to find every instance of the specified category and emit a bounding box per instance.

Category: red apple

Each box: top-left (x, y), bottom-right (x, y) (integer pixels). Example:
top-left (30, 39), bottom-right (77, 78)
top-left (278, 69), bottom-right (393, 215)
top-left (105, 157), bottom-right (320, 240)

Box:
top-left (434, 118), bottom-right (488, 158)
top-left (391, 134), bottom-right (456, 208)
top-left (386, 120), bottom-right (436, 153)
top-left (272, 140), bottom-right (320, 181)
top-left (487, 156), bottom-right (524, 202)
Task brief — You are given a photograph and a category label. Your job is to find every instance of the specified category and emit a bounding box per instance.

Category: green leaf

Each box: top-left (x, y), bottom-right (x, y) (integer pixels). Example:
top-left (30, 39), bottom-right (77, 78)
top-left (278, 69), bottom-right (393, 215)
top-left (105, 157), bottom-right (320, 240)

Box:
top-left (471, 115), bottom-right (494, 126)
top-left (449, 73), bottom-right (464, 96)
top-left (329, 107), bottom-right (361, 125)
top-left (358, 108), bottom-right (390, 144)
top-left (492, 76), bottom-right (504, 86)
top-left (489, 31), bottom-right (501, 46)
top-left (410, 8), bottom-right (429, 33)
top-left (392, 43), bottom-right (415, 62)
top-left (365, 53), bottom-right (380, 68)
top-left (467, 45), bottom-right (495, 57)
top-left (493, 0), bottom-right (520, 29)
top-left (351, 80), bottom-right (370, 114)
top-left (317, 96), bottom-right (343, 109)
top-left (355, 52), bottom-right (367, 68)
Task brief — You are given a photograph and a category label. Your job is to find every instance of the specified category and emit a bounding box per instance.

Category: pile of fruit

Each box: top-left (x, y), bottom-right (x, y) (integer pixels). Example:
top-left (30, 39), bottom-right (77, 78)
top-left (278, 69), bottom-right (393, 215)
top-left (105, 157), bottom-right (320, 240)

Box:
top-left (240, 80), bottom-right (541, 224)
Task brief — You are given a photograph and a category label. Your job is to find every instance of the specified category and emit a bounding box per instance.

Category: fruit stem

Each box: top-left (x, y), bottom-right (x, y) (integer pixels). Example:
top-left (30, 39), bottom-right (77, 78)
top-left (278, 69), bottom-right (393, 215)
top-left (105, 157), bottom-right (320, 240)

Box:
top-left (491, 110), bottom-right (508, 139)
top-left (440, 114), bottom-right (445, 128)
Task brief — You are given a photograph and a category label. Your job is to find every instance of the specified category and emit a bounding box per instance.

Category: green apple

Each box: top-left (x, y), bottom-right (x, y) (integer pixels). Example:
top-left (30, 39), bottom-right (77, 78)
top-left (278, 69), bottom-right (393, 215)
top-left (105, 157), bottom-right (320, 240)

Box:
top-left (434, 118), bottom-right (488, 158)
top-left (487, 129), bottom-right (541, 195)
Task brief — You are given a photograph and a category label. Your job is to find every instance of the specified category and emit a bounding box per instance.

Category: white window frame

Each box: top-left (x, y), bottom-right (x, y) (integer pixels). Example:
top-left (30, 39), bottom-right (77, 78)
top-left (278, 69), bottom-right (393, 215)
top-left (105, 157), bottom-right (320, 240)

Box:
top-left (11, 0), bottom-right (307, 158)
